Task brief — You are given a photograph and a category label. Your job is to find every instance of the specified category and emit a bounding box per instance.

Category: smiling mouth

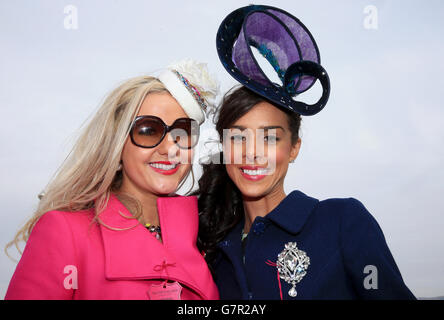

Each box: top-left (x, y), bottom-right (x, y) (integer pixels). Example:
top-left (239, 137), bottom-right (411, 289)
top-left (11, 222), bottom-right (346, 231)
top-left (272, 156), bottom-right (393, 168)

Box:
top-left (149, 162), bottom-right (178, 170)
top-left (148, 161), bottom-right (180, 175)
top-left (240, 168), bottom-right (268, 175)
top-left (239, 166), bottom-right (269, 180)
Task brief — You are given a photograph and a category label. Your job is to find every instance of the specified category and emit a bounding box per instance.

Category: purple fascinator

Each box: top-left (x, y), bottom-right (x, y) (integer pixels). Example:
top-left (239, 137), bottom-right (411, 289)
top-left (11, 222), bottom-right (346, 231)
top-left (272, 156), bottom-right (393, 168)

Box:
top-left (216, 5), bottom-right (330, 116)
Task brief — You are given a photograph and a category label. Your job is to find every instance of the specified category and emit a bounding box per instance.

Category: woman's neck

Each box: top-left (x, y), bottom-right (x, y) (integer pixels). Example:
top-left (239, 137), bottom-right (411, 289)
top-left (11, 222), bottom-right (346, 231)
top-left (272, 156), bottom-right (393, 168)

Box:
top-left (242, 187), bottom-right (286, 233)
top-left (116, 187), bottom-right (160, 227)
top-left (138, 193), bottom-right (160, 226)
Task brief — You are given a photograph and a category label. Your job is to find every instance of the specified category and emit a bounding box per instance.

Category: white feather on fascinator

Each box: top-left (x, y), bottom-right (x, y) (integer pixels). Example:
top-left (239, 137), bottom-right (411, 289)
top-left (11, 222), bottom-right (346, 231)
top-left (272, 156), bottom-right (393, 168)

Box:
top-left (158, 59), bottom-right (219, 124)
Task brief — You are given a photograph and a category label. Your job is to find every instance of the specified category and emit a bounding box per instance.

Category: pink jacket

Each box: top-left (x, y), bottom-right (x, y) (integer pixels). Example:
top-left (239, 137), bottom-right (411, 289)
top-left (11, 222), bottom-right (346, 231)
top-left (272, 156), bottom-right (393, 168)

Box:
top-left (5, 194), bottom-right (219, 300)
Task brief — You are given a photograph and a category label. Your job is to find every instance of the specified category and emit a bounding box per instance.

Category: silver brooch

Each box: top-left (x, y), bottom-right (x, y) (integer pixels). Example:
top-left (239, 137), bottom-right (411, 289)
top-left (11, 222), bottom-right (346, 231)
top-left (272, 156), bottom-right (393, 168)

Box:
top-left (276, 242), bottom-right (310, 297)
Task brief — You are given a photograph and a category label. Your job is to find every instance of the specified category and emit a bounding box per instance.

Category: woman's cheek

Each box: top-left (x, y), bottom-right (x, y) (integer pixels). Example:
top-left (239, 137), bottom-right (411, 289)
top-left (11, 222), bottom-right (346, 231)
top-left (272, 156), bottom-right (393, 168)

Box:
top-left (266, 143), bottom-right (289, 175)
top-left (178, 148), bottom-right (194, 165)
top-left (276, 144), bottom-right (290, 165)
top-left (222, 141), bottom-right (242, 166)
top-left (179, 163), bottom-right (192, 180)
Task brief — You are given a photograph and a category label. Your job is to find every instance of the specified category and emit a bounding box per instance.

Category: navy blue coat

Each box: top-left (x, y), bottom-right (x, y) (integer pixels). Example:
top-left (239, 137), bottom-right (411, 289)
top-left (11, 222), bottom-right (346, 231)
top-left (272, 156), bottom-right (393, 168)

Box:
top-left (212, 190), bottom-right (416, 300)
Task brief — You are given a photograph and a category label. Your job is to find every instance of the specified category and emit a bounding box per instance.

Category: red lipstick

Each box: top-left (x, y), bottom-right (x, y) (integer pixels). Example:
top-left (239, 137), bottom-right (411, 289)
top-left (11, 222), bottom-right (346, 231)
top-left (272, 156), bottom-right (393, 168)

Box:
top-left (148, 161), bottom-right (180, 175)
top-left (239, 166), bottom-right (268, 181)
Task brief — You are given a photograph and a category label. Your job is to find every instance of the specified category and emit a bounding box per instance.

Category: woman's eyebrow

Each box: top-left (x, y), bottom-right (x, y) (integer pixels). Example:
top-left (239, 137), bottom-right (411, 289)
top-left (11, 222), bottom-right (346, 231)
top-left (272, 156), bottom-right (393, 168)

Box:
top-left (259, 125), bottom-right (285, 131)
top-left (228, 125), bottom-right (285, 131)
top-left (229, 125), bottom-right (246, 130)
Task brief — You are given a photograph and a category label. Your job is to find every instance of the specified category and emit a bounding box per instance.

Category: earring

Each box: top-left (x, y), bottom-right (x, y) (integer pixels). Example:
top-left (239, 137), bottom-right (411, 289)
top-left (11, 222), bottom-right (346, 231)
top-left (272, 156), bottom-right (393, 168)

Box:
top-left (289, 159), bottom-right (295, 164)
top-left (117, 162), bottom-right (122, 171)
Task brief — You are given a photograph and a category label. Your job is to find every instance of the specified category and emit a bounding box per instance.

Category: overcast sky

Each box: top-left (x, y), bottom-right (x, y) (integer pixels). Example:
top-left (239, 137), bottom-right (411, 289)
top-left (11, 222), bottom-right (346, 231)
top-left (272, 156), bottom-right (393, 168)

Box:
top-left (1, 0), bottom-right (443, 298)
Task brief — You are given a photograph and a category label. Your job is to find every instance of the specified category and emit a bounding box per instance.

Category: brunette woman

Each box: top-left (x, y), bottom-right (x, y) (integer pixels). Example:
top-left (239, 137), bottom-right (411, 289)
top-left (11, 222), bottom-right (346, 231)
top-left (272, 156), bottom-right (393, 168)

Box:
top-left (196, 86), bottom-right (416, 300)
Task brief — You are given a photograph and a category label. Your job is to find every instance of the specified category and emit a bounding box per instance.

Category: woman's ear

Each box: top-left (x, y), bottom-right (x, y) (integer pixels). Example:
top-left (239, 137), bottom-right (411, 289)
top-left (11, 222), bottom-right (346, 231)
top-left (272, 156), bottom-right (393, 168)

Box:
top-left (289, 138), bottom-right (302, 163)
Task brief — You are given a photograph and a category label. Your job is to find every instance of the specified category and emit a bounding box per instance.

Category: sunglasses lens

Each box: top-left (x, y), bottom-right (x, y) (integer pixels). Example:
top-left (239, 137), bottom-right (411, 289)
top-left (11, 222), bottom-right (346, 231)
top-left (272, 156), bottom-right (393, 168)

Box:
top-left (170, 119), bottom-right (199, 149)
top-left (132, 117), bottom-right (165, 147)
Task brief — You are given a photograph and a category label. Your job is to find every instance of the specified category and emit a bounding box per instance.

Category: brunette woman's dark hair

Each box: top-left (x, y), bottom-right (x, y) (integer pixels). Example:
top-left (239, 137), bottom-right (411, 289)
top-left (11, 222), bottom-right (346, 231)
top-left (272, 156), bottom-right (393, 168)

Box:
top-left (195, 85), bottom-right (302, 266)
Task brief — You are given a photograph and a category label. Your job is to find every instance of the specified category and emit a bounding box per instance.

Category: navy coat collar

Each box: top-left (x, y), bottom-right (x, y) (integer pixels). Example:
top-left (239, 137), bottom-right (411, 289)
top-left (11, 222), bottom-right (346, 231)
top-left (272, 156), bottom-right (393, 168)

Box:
top-left (265, 190), bottom-right (319, 234)
top-left (220, 190), bottom-right (320, 245)
top-left (216, 190), bottom-right (319, 298)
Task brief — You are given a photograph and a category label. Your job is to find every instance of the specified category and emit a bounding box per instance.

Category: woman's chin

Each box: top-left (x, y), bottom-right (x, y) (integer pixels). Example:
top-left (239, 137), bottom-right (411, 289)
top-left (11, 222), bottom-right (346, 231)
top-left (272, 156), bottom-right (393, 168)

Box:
top-left (147, 169), bottom-right (190, 195)
top-left (237, 184), bottom-right (270, 200)
top-left (152, 184), bottom-right (179, 196)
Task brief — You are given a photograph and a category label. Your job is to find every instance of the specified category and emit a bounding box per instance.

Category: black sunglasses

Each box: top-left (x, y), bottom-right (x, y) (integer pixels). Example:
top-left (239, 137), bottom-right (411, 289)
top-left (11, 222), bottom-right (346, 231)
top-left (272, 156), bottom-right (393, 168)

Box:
top-left (129, 115), bottom-right (199, 149)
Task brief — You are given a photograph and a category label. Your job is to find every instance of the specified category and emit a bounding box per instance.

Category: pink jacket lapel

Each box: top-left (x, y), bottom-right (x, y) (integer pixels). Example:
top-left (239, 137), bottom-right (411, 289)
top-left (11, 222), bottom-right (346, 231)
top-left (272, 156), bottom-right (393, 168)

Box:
top-left (98, 194), bottom-right (208, 299)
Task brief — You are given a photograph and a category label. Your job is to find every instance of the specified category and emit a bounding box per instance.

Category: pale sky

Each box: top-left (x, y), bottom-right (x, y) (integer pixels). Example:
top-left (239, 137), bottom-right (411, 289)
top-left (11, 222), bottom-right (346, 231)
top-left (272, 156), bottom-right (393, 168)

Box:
top-left (1, 0), bottom-right (443, 298)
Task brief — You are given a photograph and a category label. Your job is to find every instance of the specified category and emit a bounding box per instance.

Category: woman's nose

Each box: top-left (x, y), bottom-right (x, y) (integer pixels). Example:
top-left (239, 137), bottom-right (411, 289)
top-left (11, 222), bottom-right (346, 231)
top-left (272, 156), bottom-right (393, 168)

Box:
top-left (245, 130), bottom-right (257, 163)
top-left (157, 132), bottom-right (180, 158)
top-left (245, 130), bottom-right (267, 165)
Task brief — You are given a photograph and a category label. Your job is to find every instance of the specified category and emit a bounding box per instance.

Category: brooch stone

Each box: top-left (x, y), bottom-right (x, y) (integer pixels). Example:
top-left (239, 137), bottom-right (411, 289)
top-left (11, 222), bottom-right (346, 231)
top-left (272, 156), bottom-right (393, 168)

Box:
top-left (276, 242), bottom-right (310, 297)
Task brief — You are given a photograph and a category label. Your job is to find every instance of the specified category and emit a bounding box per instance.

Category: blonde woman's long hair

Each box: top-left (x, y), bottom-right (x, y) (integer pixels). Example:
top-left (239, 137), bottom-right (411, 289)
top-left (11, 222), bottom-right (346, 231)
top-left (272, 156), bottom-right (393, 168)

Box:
top-left (6, 76), bottom-right (188, 257)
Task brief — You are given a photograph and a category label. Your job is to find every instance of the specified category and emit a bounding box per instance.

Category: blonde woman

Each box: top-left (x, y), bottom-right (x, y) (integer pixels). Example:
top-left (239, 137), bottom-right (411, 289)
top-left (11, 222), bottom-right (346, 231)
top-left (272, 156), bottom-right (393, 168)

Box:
top-left (5, 60), bottom-right (219, 300)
